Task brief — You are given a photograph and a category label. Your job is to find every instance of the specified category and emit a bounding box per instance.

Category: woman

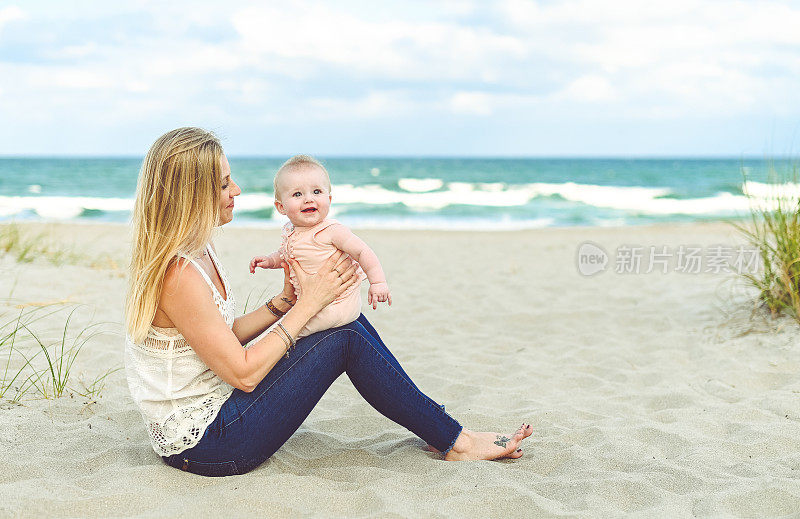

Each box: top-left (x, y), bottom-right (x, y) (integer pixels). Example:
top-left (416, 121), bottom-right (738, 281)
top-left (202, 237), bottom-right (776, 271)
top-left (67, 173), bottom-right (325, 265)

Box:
top-left (124, 127), bottom-right (533, 477)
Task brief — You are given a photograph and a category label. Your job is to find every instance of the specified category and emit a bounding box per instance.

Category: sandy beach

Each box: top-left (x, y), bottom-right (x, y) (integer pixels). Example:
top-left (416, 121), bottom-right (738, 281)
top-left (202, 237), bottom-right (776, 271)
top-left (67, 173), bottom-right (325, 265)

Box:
top-left (1, 221), bottom-right (799, 518)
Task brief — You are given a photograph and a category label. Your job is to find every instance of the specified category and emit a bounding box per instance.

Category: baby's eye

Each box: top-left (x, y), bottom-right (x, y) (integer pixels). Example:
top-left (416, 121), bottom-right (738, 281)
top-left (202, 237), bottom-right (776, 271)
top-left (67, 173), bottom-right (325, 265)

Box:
top-left (313, 189), bottom-right (322, 194)
top-left (292, 192), bottom-right (301, 197)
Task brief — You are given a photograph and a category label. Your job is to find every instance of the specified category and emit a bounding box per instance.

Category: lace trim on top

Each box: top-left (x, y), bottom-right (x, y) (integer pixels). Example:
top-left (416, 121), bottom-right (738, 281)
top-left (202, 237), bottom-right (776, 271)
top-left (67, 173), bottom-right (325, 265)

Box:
top-left (125, 243), bottom-right (236, 457)
top-left (131, 245), bottom-right (235, 357)
top-left (146, 389), bottom-right (232, 457)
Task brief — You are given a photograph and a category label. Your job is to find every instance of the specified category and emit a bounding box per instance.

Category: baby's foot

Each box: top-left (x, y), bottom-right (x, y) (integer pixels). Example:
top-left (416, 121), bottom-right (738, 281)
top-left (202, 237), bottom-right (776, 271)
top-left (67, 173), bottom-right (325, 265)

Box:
top-left (443, 423), bottom-right (532, 461)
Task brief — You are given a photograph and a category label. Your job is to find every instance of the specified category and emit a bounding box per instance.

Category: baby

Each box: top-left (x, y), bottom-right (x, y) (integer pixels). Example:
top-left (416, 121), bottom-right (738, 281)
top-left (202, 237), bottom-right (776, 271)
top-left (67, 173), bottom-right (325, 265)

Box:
top-left (249, 155), bottom-right (391, 338)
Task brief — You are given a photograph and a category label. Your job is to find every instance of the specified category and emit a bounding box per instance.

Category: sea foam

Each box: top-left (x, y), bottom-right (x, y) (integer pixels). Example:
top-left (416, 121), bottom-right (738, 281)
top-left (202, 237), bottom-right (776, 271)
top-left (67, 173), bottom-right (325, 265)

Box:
top-left (0, 180), bottom-right (776, 224)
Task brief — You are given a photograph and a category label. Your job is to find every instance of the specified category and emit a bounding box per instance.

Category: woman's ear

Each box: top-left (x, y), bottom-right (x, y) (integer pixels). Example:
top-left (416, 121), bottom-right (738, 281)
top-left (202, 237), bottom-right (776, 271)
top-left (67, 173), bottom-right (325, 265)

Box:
top-left (274, 199), bottom-right (286, 215)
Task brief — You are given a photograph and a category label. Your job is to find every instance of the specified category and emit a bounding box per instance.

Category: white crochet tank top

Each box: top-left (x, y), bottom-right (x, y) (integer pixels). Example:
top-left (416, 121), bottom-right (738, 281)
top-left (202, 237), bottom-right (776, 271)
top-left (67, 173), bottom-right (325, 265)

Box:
top-left (124, 244), bottom-right (236, 457)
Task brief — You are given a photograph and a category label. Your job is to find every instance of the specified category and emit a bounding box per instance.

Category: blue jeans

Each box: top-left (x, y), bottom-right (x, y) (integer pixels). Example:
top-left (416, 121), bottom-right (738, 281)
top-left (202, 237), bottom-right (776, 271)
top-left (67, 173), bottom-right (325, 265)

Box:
top-left (162, 314), bottom-right (463, 477)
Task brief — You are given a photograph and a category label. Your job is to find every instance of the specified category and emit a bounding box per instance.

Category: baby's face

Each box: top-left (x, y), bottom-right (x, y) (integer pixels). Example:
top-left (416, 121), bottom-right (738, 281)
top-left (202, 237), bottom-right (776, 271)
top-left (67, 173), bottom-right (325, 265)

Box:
top-left (274, 165), bottom-right (332, 227)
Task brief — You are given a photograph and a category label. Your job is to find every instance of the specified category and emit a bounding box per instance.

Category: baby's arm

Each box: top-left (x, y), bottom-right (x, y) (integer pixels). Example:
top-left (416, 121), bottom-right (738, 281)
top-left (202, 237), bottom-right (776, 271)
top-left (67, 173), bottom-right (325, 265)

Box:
top-left (249, 251), bottom-right (283, 273)
top-left (326, 224), bottom-right (391, 309)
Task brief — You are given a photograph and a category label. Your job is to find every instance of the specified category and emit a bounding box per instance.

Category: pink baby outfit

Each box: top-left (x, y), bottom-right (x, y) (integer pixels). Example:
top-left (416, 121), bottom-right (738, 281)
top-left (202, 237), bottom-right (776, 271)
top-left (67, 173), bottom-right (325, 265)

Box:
top-left (280, 219), bottom-right (367, 338)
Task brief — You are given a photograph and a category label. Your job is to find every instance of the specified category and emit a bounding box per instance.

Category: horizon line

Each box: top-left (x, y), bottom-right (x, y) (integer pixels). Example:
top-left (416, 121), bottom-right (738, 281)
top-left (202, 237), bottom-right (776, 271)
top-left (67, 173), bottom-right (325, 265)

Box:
top-left (0, 153), bottom-right (796, 161)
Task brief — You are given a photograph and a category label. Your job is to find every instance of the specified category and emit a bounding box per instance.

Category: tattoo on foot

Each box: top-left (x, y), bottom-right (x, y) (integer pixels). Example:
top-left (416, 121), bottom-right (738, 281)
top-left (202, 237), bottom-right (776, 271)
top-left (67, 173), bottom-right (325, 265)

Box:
top-left (494, 435), bottom-right (511, 448)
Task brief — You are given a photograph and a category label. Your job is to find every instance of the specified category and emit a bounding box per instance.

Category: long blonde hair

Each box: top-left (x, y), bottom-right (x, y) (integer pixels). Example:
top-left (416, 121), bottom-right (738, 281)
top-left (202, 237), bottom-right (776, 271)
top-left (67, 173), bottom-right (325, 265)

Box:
top-left (125, 127), bottom-right (223, 343)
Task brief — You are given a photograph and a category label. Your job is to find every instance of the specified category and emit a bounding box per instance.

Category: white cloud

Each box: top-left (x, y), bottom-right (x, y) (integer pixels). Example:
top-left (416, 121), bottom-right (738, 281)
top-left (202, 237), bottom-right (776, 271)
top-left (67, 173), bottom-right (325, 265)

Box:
top-left (53, 42), bottom-right (100, 59)
top-left (558, 75), bottom-right (616, 103)
top-left (0, 5), bottom-right (25, 34)
top-left (437, 0), bottom-right (479, 16)
top-left (306, 91), bottom-right (417, 120)
top-left (51, 69), bottom-right (115, 89)
top-left (450, 91), bottom-right (495, 115)
top-left (126, 80), bottom-right (150, 93)
top-left (229, 3), bottom-right (525, 81)
top-left (0, 1), bottom-right (799, 154)
top-left (495, 0), bottom-right (800, 118)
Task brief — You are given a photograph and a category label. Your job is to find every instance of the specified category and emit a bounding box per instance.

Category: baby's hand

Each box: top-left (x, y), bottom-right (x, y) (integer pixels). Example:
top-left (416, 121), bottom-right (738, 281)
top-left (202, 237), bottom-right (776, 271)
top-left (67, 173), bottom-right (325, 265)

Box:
top-left (249, 255), bottom-right (279, 273)
top-left (367, 282), bottom-right (392, 310)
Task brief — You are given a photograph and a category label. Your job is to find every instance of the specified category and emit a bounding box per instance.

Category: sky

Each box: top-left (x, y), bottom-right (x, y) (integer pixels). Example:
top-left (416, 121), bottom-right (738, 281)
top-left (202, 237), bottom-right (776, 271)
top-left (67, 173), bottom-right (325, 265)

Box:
top-left (0, 0), bottom-right (798, 157)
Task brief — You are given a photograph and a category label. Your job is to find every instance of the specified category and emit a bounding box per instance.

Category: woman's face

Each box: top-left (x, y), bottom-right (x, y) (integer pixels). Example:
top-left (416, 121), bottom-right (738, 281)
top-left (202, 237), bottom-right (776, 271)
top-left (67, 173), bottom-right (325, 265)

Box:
top-left (218, 154), bottom-right (241, 226)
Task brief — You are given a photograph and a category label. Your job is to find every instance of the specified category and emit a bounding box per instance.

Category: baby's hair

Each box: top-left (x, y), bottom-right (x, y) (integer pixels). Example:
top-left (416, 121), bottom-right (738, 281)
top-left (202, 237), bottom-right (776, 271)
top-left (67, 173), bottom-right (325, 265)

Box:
top-left (274, 154), bottom-right (332, 200)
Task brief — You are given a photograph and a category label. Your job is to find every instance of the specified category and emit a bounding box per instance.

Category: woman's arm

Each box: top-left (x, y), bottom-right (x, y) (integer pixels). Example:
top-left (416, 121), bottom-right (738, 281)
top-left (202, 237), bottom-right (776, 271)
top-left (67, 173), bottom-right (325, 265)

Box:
top-left (160, 253), bottom-right (357, 392)
top-left (232, 263), bottom-right (296, 344)
top-left (230, 298), bottom-right (289, 345)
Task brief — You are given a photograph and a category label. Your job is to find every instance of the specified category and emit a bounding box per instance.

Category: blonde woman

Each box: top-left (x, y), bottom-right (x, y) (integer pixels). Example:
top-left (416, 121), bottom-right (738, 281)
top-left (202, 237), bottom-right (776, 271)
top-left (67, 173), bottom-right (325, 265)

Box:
top-left (124, 127), bottom-right (533, 477)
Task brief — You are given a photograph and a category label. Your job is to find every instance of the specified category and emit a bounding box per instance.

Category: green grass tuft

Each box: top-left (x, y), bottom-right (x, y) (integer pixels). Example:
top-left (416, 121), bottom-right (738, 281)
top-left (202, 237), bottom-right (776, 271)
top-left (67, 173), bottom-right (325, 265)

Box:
top-left (0, 303), bottom-right (119, 402)
top-left (733, 161), bottom-right (800, 322)
top-left (0, 223), bottom-right (80, 265)
top-left (0, 222), bottom-right (122, 270)
top-left (242, 285), bottom-right (271, 314)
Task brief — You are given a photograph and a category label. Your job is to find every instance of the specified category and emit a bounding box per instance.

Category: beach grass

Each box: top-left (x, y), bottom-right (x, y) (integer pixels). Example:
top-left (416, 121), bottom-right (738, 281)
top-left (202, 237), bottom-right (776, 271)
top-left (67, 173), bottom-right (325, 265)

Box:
top-left (0, 222), bottom-right (122, 270)
top-left (242, 285), bottom-right (271, 314)
top-left (0, 304), bottom-right (71, 401)
top-left (0, 222), bottom-right (78, 265)
top-left (0, 302), bottom-right (119, 402)
top-left (733, 162), bottom-right (800, 322)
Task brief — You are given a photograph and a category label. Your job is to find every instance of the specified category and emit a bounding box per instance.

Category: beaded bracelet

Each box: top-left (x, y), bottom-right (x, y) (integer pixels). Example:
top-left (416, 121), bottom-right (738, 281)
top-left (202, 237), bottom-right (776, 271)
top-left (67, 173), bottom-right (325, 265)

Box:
top-left (269, 328), bottom-right (291, 358)
top-left (265, 298), bottom-right (286, 318)
top-left (277, 322), bottom-right (296, 349)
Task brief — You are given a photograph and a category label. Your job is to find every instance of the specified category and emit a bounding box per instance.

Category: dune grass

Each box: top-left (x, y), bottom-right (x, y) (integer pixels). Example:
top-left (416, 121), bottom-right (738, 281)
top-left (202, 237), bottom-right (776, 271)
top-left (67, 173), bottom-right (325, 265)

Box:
top-left (242, 285), bottom-right (272, 314)
top-left (0, 223), bottom-right (79, 265)
top-left (732, 162), bottom-right (800, 322)
top-left (0, 222), bottom-right (121, 270)
top-left (0, 303), bottom-right (120, 402)
top-left (0, 224), bottom-right (123, 402)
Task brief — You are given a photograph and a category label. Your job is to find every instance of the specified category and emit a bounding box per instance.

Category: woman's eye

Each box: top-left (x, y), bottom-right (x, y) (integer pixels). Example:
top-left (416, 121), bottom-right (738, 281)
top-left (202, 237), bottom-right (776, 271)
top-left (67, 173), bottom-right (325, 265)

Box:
top-left (222, 184), bottom-right (229, 189)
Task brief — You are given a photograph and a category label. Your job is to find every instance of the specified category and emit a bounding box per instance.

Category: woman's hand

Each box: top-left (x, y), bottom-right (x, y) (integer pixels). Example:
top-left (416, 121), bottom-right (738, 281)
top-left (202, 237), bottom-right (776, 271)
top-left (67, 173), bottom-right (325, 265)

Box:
top-left (233, 261), bottom-right (297, 343)
top-left (286, 250), bottom-right (359, 314)
top-left (278, 261), bottom-right (297, 307)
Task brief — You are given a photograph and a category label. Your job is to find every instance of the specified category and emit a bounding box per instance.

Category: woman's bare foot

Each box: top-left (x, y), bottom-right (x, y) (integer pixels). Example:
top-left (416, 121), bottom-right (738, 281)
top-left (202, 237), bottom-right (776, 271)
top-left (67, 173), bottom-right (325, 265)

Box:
top-left (441, 423), bottom-right (532, 461)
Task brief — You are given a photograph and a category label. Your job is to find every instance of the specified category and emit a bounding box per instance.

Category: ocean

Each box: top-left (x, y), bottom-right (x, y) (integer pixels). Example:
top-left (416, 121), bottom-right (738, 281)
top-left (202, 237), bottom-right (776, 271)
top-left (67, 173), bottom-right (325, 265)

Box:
top-left (0, 157), bottom-right (795, 230)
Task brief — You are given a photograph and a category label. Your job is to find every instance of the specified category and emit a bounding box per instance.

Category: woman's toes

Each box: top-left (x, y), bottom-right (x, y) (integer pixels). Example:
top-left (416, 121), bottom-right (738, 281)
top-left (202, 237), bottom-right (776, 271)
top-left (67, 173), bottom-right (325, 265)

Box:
top-left (507, 424), bottom-right (532, 450)
top-left (519, 423), bottom-right (533, 439)
top-left (509, 448), bottom-right (523, 459)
